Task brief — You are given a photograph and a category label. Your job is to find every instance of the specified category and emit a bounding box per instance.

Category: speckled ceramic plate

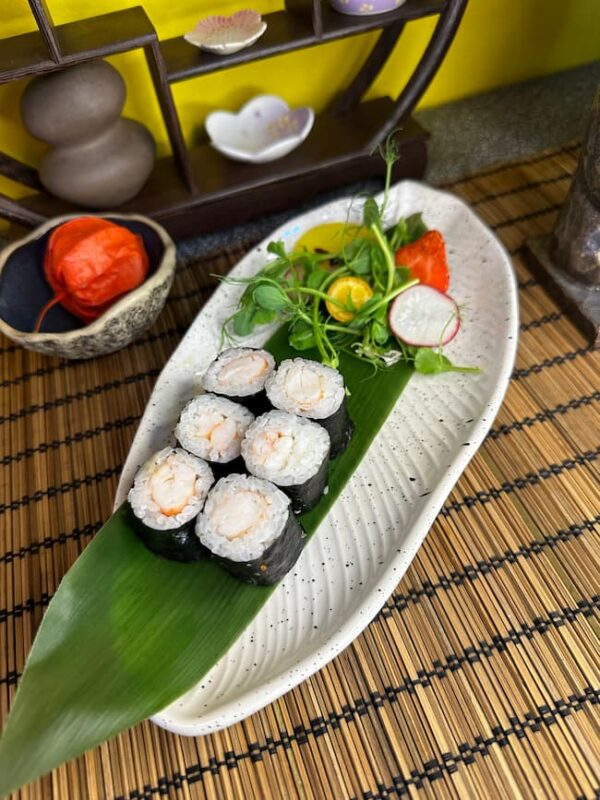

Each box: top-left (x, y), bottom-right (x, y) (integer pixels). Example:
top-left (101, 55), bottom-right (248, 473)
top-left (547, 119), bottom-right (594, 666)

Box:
top-left (114, 181), bottom-right (518, 736)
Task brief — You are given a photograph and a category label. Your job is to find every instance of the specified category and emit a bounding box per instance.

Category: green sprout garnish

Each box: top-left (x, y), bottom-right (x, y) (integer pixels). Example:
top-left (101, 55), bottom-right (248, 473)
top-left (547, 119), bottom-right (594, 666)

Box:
top-left (219, 141), bottom-right (479, 376)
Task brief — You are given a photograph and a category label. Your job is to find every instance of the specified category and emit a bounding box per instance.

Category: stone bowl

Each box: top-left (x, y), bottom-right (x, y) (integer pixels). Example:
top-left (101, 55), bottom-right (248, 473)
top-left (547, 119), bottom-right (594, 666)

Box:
top-left (0, 214), bottom-right (176, 359)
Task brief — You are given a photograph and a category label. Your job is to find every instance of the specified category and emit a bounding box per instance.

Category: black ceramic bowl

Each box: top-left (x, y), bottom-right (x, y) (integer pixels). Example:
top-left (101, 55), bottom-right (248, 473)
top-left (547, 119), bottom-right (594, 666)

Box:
top-left (0, 213), bottom-right (175, 359)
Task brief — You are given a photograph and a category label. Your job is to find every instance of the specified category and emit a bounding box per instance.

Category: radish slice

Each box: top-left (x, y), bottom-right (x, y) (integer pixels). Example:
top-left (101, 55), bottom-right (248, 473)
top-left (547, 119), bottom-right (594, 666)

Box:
top-left (389, 285), bottom-right (460, 347)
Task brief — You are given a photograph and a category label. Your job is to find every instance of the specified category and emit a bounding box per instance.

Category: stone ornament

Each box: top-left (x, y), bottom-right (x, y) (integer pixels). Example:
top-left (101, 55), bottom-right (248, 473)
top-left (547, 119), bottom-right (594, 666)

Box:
top-left (552, 86), bottom-right (600, 286)
top-left (527, 84), bottom-right (600, 346)
top-left (21, 60), bottom-right (155, 208)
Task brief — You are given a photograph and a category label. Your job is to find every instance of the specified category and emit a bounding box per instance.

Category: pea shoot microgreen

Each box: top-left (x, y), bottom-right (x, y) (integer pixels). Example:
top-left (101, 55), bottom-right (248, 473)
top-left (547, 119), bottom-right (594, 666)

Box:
top-left (220, 136), bottom-right (479, 376)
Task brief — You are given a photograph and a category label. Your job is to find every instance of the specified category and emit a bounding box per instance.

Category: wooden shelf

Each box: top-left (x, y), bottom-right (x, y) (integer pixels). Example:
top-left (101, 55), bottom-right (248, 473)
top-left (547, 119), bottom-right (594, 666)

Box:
top-left (17, 100), bottom-right (428, 238)
top-left (0, 7), bottom-right (156, 85)
top-left (162, 0), bottom-right (446, 83)
top-left (161, 11), bottom-right (311, 83)
top-left (1, 0), bottom-right (470, 239)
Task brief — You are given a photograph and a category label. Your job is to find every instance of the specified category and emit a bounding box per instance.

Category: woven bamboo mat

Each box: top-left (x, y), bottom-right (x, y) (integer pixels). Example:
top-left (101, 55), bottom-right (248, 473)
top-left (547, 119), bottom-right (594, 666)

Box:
top-left (1, 140), bottom-right (599, 800)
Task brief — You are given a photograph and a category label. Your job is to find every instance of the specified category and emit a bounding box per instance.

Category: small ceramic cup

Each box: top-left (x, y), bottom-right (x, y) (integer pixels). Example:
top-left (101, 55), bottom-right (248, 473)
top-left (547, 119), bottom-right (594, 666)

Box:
top-left (0, 213), bottom-right (176, 359)
top-left (329, 0), bottom-right (406, 15)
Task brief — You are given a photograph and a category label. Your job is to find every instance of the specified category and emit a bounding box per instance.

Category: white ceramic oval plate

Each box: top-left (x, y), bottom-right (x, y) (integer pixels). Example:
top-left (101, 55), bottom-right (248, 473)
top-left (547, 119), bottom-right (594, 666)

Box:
top-left (115, 181), bottom-right (518, 736)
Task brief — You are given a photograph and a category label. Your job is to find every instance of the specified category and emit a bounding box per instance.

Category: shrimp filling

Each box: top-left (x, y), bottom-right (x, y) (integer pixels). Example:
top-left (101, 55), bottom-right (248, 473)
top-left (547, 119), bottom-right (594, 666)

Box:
top-left (217, 354), bottom-right (270, 388)
top-left (176, 394), bottom-right (254, 463)
top-left (149, 457), bottom-right (197, 516)
top-left (197, 474), bottom-right (291, 562)
top-left (193, 410), bottom-right (240, 459)
top-left (210, 490), bottom-right (268, 540)
top-left (283, 366), bottom-right (325, 412)
top-left (242, 410), bottom-right (330, 486)
top-left (128, 447), bottom-right (214, 530)
top-left (202, 348), bottom-right (275, 397)
top-left (265, 358), bottom-right (344, 420)
top-left (246, 429), bottom-right (295, 472)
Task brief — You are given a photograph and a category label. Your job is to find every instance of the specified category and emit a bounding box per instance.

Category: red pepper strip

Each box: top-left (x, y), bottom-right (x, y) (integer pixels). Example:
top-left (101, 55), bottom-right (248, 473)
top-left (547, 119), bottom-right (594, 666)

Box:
top-left (394, 230), bottom-right (450, 293)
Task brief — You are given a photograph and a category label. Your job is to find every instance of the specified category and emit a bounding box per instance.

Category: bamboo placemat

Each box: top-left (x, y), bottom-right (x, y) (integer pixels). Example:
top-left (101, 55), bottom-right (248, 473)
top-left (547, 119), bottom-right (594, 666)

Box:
top-left (1, 141), bottom-right (599, 800)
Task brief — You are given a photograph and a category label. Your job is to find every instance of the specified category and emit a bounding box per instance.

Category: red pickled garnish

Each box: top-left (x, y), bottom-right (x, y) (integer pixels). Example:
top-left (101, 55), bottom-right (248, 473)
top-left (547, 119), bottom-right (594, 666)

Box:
top-left (394, 230), bottom-right (450, 293)
top-left (34, 217), bottom-right (149, 332)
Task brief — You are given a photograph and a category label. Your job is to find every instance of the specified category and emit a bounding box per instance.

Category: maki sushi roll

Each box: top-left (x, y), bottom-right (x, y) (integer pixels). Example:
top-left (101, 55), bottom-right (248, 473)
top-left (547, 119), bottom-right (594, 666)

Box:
top-left (242, 410), bottom-right (330, 514)
top-left (202, 347), bottom-right (275, 414)
top-left (265, 358), bottom-right (353, 458)
top-left (175, 393), bottom-right (254, 474)
top-left (196, 474), bottom-right (305, 585)
top-left (127, 447), bottom-right (214, 562)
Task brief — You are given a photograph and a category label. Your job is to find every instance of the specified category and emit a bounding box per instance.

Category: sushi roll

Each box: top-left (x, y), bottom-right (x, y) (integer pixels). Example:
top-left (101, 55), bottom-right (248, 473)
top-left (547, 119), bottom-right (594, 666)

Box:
top-left (265, 358), bottom-right (353, 458)
top-left (202, 347), bottom-right (275, 414)
top-left (242, 410), bottom-right (330, 514)
top-left (127, 447), bottom-right (214, 562)
top-left (175, 394), bottom-right (254, 474)
top-left (196, 474), bottom-right (305, 585)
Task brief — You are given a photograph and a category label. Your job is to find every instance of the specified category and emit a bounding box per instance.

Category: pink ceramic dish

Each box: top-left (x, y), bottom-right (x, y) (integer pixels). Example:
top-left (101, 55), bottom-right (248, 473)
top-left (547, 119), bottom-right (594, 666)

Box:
top-left (184, 10), bottom-right (267, 55)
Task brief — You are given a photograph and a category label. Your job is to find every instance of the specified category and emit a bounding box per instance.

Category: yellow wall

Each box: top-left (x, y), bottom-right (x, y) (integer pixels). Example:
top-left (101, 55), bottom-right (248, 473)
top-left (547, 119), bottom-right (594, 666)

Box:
top-left (1, 0), bottom-right (599, 196)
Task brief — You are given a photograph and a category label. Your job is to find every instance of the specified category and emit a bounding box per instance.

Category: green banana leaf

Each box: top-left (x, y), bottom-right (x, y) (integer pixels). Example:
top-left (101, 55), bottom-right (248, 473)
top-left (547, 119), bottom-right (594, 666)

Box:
top-left (0, 327), bottom-right (412, 797)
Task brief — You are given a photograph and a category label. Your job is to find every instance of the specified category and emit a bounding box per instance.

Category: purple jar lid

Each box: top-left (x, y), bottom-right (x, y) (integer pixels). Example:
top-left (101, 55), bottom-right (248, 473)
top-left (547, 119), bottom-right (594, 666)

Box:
top-left (329, 0), bottom-right (404, 15)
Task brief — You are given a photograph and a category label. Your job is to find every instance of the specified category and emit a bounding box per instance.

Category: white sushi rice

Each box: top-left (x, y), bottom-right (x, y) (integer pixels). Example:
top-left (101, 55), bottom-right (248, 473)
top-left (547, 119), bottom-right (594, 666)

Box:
top-left (202, 347), bottom-right (275, 398)
top-left (265, 358), bottom-right (345, 420)
top-left (175, 394), bottom-right (254, 463)
top-left (242, 410), bottom-right (330, 486)
top-left (196, 474), bottom-right (291, 562)
top-left (128, 447), bottom-right (214, 530)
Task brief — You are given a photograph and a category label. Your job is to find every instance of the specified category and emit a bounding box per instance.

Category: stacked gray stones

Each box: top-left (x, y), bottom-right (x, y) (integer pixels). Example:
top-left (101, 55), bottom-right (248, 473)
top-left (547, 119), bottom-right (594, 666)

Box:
top-left (21, 59), bottom-right (155, 208)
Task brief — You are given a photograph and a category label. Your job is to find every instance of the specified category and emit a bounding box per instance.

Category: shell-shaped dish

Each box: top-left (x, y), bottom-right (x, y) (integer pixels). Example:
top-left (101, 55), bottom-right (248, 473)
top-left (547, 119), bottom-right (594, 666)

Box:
top-left (205, 94), bottom-right (314, 164)
top-left (330, 0), bottom-right (406, 15)
top-left (184, 10), bottom-right (267, 55)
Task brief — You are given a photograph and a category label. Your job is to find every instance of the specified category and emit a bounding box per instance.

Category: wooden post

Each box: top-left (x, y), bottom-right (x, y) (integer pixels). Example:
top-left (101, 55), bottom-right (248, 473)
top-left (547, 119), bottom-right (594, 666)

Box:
top-left (328, 21), bottom-right (406, 116)
top-left (144, 41), bottom-right (197, 194)
top-left (371, 0), bottom-right (468, 149)
top-left (28, 0), bottom-right (62, 63)
top-left (0, 192), bottom-right (47, 227)
top-left (0, 153), bottom-right (42, 190)
top-left (285, 0), bottom-right (322, 37)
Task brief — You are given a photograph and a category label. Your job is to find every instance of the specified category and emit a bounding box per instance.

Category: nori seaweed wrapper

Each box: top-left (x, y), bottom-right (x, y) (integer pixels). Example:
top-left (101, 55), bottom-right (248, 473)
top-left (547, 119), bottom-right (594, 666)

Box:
top-left (315, 397), bottom-right (354, 459)
top-left (211, 512), bottom-right (306, 586)
top-left (281, 453), bottom-right (329, 515)
top-left (127, 501), bottom-right (205, 563)
top-left (211, 388), bottom-right (271, 418)
top-left (209, 455), bottom-right (247, 482)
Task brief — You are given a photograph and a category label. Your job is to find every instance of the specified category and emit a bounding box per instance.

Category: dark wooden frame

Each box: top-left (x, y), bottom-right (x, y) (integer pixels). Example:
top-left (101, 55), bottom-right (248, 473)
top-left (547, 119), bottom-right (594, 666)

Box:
top-left (0, 0), bottom-right (467, 239)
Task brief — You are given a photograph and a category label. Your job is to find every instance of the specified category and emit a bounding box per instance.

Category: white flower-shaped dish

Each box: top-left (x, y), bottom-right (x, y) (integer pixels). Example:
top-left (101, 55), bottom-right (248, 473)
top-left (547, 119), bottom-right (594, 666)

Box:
top-left (184, 10), bottom-right (267, 55)
top-left (205, 95), bottom-right (315, 164)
